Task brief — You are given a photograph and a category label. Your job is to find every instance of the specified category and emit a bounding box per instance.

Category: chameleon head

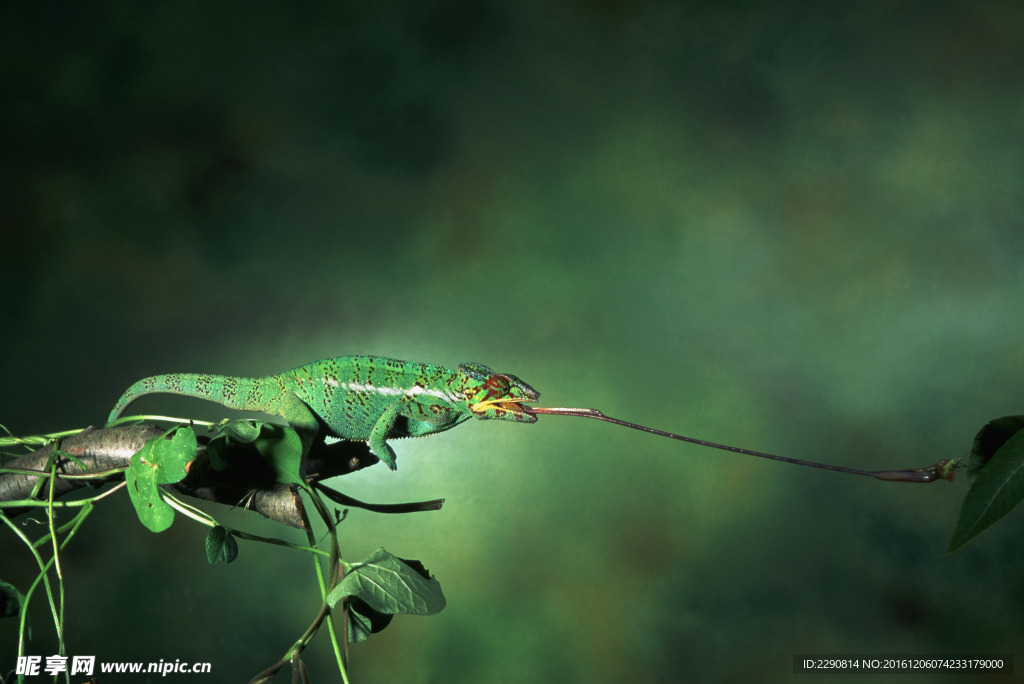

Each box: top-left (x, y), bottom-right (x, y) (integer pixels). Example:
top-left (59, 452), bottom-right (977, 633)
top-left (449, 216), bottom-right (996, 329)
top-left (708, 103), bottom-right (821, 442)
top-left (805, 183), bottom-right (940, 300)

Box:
top-left (457, 362), bottom-right (540, 423)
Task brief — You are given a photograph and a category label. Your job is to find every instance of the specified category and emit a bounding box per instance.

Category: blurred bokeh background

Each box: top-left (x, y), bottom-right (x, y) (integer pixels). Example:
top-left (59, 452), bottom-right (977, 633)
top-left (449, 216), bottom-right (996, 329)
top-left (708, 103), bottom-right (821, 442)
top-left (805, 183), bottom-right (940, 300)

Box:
top-left (2, 2), bottom-right (1022, 682)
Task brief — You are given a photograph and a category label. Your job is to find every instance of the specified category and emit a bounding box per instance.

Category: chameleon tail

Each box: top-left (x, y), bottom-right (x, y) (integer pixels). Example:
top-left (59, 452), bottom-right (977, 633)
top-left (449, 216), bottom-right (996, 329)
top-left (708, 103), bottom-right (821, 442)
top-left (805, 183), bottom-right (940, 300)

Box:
top-left (106, 373), bottom-right (271, 424)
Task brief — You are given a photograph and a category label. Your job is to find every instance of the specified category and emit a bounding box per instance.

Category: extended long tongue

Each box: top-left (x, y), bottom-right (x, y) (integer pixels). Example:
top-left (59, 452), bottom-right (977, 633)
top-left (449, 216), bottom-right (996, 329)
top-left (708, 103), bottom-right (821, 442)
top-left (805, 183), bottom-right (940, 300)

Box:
top-left (523, 406), bottom-right (956, 483)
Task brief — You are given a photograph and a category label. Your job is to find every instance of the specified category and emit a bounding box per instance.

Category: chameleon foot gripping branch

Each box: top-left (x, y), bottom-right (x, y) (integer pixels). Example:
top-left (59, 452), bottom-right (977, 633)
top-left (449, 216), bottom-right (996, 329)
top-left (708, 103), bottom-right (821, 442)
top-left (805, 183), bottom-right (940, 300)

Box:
top-left (523, 407), bottom-right (956, 484)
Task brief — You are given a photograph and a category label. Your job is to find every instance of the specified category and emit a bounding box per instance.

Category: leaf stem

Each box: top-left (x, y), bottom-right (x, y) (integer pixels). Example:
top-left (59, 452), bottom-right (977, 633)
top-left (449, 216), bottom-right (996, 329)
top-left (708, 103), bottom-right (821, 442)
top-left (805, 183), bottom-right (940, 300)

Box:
top-left (47, 457), bottom-right (66, 664)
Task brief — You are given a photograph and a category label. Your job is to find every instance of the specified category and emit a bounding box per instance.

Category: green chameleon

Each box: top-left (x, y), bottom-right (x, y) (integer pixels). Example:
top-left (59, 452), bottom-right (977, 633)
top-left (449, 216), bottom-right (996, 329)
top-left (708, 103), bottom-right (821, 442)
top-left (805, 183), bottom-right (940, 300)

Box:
top-left (107, 355), bottom-right (539, 470)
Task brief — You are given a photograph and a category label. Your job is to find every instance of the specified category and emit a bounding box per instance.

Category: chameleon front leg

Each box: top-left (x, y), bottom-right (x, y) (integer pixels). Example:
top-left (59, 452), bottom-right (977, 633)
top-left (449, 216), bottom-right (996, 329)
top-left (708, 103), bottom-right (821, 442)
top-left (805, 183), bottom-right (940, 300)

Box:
top-left (367, 401), bottom-right (404, 471)
top-left (366, 396), bottom-right (462, 470)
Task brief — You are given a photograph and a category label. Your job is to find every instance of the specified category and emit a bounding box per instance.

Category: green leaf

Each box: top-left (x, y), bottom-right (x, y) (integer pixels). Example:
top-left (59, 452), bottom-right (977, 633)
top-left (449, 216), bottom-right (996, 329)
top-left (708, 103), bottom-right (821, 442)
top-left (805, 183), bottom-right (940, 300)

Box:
top-left (205, 525), bottom-right (238, 564)
top-left (125, 452), bottom-right (174, 533)
top-left (125, 427), bottom-right (197, 533)
top-left (205, 438), bottom-right (229, 471)
top-left (212, 419), bottom-right (262, 444)
top-left (327, 548), bottom-right (445, 618)
top-left (150, 427), bottom-right (197, 484)
top-left (968, 416), bottom-right (1024, 480)
top-left (949, 427), bottom-right (1024, 552)
top-left (0, 580), bottom-right (24, 618)
top-left (206, 420), bottom-right (262, 471)
top-left (346, 597), bottom-right (394, 643)
top-left (253, 424), bottom-right (304, 486)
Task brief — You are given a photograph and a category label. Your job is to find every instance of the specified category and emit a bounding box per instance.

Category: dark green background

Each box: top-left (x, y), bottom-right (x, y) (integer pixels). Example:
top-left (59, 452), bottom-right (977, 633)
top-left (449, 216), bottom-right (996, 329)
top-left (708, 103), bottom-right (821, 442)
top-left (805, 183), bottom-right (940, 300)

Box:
top-left (2, 2), bottom-right (1022, 682)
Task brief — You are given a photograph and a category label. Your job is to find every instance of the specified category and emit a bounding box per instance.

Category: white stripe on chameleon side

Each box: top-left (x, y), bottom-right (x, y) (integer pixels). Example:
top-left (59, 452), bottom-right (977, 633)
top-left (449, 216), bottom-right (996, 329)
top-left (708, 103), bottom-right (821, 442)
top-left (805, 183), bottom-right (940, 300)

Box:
top-left (322, 378), bottom-right (461, 406)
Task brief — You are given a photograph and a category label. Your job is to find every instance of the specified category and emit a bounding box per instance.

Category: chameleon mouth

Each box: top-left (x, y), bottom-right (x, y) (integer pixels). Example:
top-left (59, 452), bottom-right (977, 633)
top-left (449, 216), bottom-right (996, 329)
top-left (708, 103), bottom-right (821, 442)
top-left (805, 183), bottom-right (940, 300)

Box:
top-left (470, 396), bottom-right (537, 416)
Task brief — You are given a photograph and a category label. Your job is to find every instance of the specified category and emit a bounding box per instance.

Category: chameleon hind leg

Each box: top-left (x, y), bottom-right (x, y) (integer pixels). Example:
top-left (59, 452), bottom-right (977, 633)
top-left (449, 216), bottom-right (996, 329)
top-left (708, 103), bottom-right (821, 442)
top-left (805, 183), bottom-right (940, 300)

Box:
top-left (269, 392), bottom-right (322, 459)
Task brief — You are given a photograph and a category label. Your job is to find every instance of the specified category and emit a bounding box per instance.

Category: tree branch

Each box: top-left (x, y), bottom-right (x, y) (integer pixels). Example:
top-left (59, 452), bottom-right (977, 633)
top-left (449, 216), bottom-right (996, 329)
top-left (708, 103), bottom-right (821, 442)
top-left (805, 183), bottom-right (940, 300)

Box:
top-left (0, 423), bottom-right (439, 529)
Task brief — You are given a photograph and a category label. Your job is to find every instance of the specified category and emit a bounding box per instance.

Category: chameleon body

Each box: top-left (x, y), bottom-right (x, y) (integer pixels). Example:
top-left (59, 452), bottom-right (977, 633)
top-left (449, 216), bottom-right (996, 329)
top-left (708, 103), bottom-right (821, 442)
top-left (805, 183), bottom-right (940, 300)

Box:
top-left (107, 355), bottom-right (540, 470)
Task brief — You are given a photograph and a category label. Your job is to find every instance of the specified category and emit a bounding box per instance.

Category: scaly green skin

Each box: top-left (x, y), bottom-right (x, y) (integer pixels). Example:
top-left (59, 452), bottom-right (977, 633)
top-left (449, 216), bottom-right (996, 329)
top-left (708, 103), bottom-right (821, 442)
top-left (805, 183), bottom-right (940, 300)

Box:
top-left (107, 355), bottom-right (540, 470)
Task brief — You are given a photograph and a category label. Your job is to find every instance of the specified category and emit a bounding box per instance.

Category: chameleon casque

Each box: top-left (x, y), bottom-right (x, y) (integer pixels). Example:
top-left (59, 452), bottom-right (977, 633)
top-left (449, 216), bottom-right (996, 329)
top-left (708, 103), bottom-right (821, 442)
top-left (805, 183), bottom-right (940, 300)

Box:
top-left (107, 355), bottom-right (540, 470)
